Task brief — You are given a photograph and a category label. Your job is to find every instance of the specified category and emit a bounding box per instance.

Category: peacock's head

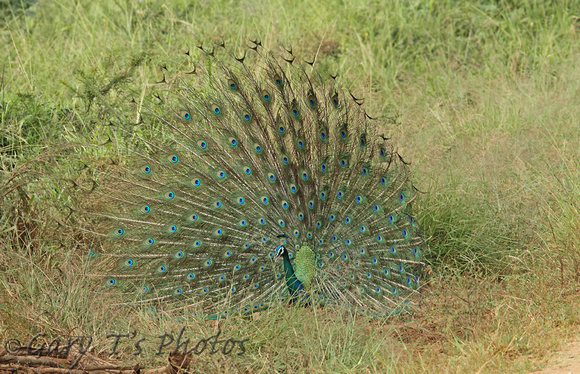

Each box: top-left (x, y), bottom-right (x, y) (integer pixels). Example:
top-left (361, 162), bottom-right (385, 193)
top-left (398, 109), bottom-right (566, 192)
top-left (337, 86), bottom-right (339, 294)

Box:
top-left (274, 245), bottom-right (287, 260)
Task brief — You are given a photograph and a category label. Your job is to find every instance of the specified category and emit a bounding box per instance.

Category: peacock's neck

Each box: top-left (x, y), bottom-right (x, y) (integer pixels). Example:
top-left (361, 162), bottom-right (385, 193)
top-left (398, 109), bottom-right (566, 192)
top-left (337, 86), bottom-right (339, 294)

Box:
top-left (281, 252), bottom-right (304, 299)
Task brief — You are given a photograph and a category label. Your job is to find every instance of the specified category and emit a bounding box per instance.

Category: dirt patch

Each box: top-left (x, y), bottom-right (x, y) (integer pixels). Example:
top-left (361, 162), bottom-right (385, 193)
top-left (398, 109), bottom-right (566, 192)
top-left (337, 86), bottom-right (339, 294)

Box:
top-left (532, 340), bottom-right (580, 374)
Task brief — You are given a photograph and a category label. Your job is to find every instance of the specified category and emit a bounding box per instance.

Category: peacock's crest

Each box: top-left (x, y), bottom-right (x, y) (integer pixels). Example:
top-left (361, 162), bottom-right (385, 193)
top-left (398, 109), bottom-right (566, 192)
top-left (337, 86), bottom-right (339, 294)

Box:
top-left (74, 40), bottom-right (426, 317)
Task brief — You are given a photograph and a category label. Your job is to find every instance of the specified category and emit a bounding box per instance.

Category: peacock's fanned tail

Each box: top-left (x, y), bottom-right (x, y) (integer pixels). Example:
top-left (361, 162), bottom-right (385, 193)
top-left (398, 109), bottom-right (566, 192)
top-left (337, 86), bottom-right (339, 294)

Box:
top-left (76, 41), bottom-right (425, 316)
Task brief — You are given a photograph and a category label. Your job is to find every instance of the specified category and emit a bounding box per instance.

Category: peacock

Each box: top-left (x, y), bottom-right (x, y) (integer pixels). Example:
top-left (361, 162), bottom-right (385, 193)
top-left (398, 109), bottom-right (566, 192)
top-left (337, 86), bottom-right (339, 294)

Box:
top-left (73, 40), bottom-right (426, 317)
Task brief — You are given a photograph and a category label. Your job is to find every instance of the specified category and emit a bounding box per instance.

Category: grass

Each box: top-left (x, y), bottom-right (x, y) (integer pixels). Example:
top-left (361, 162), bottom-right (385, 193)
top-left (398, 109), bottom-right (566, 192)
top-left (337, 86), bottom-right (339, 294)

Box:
top-left (1, 0), bottom-right (580, 372)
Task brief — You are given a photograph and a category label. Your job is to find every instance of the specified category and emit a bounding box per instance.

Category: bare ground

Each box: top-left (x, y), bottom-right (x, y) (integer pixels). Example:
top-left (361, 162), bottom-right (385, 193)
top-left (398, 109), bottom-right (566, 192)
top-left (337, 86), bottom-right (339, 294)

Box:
top-left (532, 340), bottom-right (580, 374)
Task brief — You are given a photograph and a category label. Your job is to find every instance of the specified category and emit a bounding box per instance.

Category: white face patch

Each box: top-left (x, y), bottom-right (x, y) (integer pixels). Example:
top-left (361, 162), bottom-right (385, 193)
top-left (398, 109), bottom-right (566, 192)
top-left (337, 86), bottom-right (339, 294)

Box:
top-left (275, 245), bottom-right (285, 258)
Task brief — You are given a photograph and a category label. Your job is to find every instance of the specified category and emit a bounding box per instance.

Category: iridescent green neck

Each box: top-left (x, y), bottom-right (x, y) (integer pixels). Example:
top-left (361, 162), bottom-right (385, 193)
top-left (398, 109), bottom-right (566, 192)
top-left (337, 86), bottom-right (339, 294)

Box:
top-left (281, 251), bottom-right (304, 299)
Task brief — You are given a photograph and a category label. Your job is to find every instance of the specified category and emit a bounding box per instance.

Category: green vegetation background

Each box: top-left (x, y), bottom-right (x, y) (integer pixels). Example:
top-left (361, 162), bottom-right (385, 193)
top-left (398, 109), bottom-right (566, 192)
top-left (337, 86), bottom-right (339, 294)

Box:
top-left (1, 0), bottom-right (579, 372)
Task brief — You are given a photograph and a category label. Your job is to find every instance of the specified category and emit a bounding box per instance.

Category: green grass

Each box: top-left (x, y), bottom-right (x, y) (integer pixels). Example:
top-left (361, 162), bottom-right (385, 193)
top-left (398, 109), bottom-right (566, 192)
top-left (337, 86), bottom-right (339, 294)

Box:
top-left (1, 0), bottom-right (579, 372)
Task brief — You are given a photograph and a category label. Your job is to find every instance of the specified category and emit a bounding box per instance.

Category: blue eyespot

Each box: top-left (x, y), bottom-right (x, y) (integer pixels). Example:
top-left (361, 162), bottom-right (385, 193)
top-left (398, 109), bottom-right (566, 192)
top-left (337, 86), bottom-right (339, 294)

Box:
top-left (170, 155), bottom-right (178, 162)
top-left (193, 178), bottom-right (201, 186)
top-left (340, 130), bottom-right (346, 138)
top-left (183, 112), bottom-right (190, 119)
top-left (230, 138), bottom-right (237, 146)
top-left (245, 167), bottom-right (252, 175)
top-left (214, 106), bottom-right (221, 114)
top-left (238, 197), bottom-right (245, 204)
top-left (264, 94), bottom-right (270, 101)
top-left (282, 156), bottom-right (289, 164)
top-left (116, 228), bottom-right (124, 236)
top-left (279, 126), bottom-right (285, 133)
top-left (320, 132), bottom-right (326, 139)
top-left (194, 240), bottom-right (201, 247)
top-left (218, 171), bottom-right (226, 178)
top-left (292, 109), bottom-right (299, 117)
top-left (244, 113), bottom-right (251, 121)
top-left (147, 238), bottom-right (155, 245)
